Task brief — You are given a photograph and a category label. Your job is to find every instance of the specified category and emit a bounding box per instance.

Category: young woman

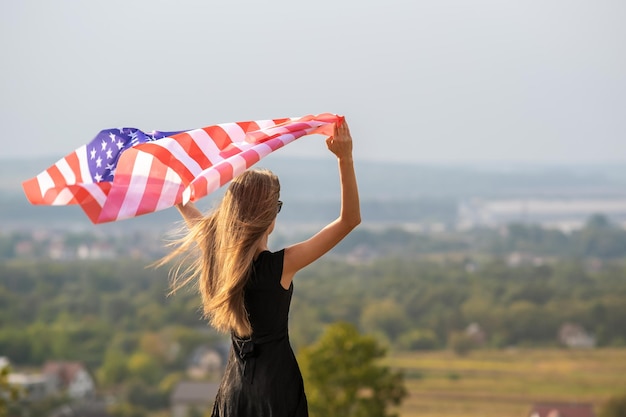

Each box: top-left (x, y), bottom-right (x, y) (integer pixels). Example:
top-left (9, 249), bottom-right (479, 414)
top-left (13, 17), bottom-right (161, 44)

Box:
top-left (161, 120), bottom-right (360, 416)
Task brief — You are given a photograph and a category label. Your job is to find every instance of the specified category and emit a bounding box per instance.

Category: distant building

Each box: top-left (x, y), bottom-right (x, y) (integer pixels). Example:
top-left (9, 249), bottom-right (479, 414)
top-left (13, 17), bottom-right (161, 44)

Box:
top-left (42, 361), bottom-right (95, 399)
top-left (458, 198), bottom-right (626, 231)
top-left (171, 381), bottom-right (220, 417)
top-left (187, 346), bottom-right (224, 380)
top-left (8, 373), bottom-right (56, 402)
top-left (465, 322), bottom-right (487, 346)
top-left (558, 323), bottom-right (596, 349)
top-left (529, 402), bottom-right (596, 417)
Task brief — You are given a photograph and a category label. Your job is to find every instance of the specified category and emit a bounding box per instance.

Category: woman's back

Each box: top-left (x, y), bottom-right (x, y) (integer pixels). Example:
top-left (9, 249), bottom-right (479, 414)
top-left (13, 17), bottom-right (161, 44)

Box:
top-left (211, 249), bottom-right (308, 417)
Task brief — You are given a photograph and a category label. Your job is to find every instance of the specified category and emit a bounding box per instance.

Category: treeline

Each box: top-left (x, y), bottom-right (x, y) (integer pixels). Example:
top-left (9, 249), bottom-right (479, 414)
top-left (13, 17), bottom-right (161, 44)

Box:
top-left (328, 214), bottom-right (626, 260)
top-left (2, 251), bottom-right (626, 415)
top-left (1, 252), bottom-right (626, 366)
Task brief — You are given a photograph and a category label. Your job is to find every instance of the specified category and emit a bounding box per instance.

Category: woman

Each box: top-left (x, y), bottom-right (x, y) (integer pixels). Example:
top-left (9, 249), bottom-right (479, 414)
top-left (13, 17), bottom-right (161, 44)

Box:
top-left (161, 120), bottom-right (360, 416)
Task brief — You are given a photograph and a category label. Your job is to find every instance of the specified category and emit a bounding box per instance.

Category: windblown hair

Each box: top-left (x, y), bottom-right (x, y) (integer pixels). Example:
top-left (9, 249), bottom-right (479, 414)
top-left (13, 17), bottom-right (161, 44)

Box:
top-left (157, 169), bottom-right (280, 337)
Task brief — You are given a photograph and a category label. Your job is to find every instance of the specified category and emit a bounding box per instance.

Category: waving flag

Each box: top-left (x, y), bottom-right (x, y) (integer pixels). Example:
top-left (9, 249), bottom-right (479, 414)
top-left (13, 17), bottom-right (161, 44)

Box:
top-left (23, 113), bottom-right (343, 224)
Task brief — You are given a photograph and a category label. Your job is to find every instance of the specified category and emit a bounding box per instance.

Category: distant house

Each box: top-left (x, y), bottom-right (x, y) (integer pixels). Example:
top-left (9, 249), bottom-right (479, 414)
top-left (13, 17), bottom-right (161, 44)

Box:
top-left (558, 323), bottom-right (596, 349)
top-left (187, 346), bottom-right (225, 379)
top-left (465, 322), bottom-right (487, 346)
top-left (42, 361), bottom-right (95, 399)
top-left (171, 381), bottom-right (220, 417)
top-left (8, 373), bottom-right (56, 402)
top-left (529, 402), bottom-right (596, 417)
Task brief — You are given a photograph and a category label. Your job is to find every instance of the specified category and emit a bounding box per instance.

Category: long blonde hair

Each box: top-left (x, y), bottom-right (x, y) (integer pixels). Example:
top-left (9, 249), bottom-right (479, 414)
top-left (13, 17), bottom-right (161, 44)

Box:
top-left (158, 169), bottom-right (281, 337)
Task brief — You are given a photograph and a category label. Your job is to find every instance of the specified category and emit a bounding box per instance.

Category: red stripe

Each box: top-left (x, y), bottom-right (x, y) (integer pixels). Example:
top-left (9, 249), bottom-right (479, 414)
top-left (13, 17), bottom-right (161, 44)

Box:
top-left (236, 121), bottom-right (260, 133)
top-left (74, 185), bottom-right (107, 223)
top-left (136, 158), bottom-right (168, 216)
top-left (22, 177), bottom-right (44, 204)
top-left (131, 142), bottom-right (197, 185)
top-left (240, 149), bottom-right (261, 166)
top-left (190, 176), bottom-right (208, 201)
top-left (215, 162), bottom-right (234, 188)
top-left (47, 164), bottom-right (67, 190)
top-left (204, 125), bottom-right (233, 151)
top-left (220, 143), bottom-right (244, 159)
top-left (172, 132), bottom-right (213, 170)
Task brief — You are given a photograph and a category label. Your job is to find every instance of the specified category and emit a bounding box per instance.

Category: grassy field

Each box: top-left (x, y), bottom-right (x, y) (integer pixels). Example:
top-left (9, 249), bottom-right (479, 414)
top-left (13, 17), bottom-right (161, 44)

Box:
top-left (384, 348), bottom-right (626, 417)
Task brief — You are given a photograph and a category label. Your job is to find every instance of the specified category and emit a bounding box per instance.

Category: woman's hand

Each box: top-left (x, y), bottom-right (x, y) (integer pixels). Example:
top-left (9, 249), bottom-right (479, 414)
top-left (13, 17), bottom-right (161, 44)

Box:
top-left (326, 121), bottom-right (353, 161)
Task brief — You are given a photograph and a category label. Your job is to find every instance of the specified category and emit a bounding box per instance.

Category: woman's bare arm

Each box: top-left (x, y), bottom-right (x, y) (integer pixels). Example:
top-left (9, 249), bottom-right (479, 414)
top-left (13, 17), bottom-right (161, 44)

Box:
top-left (281, 121), bottom-right (361, 288)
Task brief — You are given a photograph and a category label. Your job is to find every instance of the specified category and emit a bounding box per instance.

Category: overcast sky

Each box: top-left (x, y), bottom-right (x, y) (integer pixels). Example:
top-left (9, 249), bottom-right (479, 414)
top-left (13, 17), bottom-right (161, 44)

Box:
top-left (1, 0), bottom-right (624, 165)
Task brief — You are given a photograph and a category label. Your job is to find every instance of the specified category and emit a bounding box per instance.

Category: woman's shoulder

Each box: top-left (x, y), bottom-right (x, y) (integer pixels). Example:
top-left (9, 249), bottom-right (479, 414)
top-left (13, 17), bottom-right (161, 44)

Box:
top-left (252, 249), bottom-right (285, 284)
top-left (255, 249), bottom-right (285, 266)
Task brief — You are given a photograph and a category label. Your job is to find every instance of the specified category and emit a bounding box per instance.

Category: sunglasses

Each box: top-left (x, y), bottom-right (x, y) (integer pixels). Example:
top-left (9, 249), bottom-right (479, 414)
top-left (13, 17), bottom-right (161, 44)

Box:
top-left (277, 200), bottom-right (283, 214)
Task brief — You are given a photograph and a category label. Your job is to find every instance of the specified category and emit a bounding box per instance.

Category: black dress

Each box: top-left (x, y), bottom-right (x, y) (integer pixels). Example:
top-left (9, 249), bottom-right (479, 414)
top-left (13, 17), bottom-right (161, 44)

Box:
top-left (211, 249), bottom-right (308, 417)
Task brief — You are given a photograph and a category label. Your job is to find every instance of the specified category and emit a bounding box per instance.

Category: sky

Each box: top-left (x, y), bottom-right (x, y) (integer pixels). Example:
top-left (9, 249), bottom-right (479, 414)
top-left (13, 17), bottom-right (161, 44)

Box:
top-left (1, 0), bottom-right (624, 165)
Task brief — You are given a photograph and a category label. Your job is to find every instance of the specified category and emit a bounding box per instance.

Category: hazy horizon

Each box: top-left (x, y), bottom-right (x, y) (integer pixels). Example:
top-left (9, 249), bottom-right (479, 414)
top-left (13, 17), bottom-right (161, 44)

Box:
top-left (2, 1), bottom-right (625, 165)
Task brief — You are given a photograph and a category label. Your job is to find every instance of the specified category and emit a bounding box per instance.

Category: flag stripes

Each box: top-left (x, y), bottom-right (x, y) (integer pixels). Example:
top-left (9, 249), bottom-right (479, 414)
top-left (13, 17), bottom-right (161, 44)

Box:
top-left (23, 113), bottom-right (343, 224)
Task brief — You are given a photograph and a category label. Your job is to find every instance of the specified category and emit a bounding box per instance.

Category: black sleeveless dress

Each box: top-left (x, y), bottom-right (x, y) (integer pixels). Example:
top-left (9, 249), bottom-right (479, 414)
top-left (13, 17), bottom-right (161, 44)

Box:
top-left (211, 249), bottom-right (308, 417)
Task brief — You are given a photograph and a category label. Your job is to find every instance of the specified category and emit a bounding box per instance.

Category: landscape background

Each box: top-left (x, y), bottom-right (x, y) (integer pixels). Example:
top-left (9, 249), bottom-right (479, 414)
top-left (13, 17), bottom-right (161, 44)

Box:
top-left (2, 0), bottom-right (625, 416)
top-left (2, 156), bottom-right (626, 417)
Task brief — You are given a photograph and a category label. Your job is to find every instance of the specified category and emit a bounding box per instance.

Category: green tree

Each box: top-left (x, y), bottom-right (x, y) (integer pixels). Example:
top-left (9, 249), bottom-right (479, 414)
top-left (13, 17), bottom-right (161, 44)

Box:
top-left (360, 299), bottom-right (409, 344)
top-left (0, 365), bottom-right (20, 417)
top-left (299, 322), bottom-right (407, 417)
top-left (126, 352), bottom-right (163, 385)
top-left (97, 348), bottom-right (129, 386)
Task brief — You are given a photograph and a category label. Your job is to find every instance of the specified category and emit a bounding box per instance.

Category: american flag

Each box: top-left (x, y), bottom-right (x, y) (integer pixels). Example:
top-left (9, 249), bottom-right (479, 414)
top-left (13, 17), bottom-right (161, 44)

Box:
top-left (23, 113), bottom-right (343, 224)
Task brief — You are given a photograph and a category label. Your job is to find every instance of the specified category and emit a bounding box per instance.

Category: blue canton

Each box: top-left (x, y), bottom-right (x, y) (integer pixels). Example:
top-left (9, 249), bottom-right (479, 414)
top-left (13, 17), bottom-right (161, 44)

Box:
top-left (86, 128), bottom-right (183, 183)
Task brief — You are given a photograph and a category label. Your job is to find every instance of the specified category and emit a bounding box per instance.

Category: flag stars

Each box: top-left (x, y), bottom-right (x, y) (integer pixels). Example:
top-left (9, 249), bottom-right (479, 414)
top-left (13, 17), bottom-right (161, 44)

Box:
top-left (109, 132), bottom-right (116, 142)
top-left (94, 172), bottom-right (103, 182)
top-left (101, 140), bottom-right (107, 151)
top-left (106, 149), bottom-right (113, 159)
top-left (116, 140), bottom-right (124, 150)
top-left (96, 157), bottom-right (102, 168)
top-left (90, 148), bottom-right (96, 160)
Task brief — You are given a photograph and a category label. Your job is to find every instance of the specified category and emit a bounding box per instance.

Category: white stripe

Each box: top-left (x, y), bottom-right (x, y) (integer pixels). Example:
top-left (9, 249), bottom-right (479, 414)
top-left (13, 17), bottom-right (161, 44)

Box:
top-left (187, 129), bottom-right (223, 165)
top-left (156, 137), bottom-right (204, 176)
top-left (255, 119), bottom-right (279, 129)
top-left (76, 146), bottom-right (93, 184)
top-left (155, 167), bottom-right (182, 211)
top-left (228, 154), bottom-right (251, 178)
top-left (52, 188), bottom-right (75, 205)
top-left (56, 157), bottom-right (76, 185)
top-left (116, 151), bottom-right (151, 220)
top-left (218, 122), bottom-right (246, 143)
top-left (182, 187), bottom-right (192, 205)
top-left (36, 171), bottom-right (54, 196)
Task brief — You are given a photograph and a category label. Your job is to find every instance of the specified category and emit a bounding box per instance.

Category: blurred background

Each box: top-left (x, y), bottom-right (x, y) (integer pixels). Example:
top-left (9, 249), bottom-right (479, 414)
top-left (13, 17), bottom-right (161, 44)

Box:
top-left (1, 1), bottom-right (625, 417)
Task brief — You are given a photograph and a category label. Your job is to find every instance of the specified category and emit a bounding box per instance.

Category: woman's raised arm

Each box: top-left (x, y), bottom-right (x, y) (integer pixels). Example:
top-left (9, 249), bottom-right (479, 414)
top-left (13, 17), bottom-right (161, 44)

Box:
top-left (281, 121), bottom-right (361, 289)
